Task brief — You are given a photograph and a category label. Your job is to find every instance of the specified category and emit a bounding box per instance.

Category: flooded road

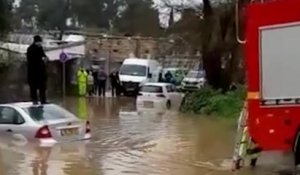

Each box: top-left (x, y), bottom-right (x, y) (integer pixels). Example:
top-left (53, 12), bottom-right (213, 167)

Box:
top-left (0, 97), bottom-right (295, 175)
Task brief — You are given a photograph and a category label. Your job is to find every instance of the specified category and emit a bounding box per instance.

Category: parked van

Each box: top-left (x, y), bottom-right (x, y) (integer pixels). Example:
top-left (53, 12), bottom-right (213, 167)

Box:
top-left (119, 58), bottom-right (162, 95)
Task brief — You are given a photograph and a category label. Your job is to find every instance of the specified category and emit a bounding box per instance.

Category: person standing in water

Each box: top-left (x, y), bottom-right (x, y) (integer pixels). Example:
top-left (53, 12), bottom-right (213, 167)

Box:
top-left (26, 35), bottom-right (48, 105)
top-left (92, 68), bottom-right (98, 96)
top-left (77, 67), bottom-right (88, 96)
top-left (97, 67), bottom-right (107, 97)
top-left (109, 70), bottom-right (120, 97)
top-left (87, 70), bottom-right (94, 97)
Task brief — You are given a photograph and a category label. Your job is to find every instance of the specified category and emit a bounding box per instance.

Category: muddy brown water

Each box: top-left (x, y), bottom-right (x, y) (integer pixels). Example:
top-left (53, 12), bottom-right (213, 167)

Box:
top-left (0, 97), bottom-right (295, 175)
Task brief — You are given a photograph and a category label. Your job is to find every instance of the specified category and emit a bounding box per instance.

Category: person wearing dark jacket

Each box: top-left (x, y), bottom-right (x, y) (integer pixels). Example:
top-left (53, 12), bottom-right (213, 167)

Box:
top-left (26, 35), bottom-right (48, 104)
top-left (97, 68), bottom-right (108, 97)
top-left (165, 71), bottom-right (173, 83)
top-left (92, 68), bottom-right (98, 95)
top-left (109, 70), bottom-right (121, 97)
top-left (158, 70), bottom-right (163, 82)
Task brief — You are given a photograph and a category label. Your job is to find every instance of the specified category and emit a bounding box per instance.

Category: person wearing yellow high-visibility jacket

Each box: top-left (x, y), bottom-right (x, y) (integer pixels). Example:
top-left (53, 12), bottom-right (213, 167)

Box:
top-left (77, 68), bottom-right (88, 96)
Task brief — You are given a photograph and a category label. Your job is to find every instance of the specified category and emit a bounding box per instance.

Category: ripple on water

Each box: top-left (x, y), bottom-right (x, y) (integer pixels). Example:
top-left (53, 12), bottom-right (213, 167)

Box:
top-left (0, 97), bottom-right (295, 175)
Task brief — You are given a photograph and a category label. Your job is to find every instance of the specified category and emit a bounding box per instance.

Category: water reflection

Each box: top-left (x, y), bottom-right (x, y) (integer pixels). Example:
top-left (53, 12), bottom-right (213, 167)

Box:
top-left (0, 97), bottom-right (295, 175)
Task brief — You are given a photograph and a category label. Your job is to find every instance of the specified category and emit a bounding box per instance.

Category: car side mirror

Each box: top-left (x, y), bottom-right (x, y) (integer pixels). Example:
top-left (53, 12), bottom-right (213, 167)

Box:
top-left (148, 73), bottom-right (152, 78)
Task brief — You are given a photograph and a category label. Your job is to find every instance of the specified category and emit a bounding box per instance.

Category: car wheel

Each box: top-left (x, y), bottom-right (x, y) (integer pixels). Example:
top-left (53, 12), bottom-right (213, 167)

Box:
top-left (166, 100), bottom-right (171, 109)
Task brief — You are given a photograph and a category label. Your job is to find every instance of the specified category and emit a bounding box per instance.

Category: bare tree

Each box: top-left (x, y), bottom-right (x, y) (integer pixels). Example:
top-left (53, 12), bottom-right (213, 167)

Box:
top-left (161, 0), bottom-right (248, 90)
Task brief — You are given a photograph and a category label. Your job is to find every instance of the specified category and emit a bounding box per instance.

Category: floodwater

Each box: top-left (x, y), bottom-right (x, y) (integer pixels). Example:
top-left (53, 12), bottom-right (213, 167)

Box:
top-left (0, 97), bottom-right (295, 175)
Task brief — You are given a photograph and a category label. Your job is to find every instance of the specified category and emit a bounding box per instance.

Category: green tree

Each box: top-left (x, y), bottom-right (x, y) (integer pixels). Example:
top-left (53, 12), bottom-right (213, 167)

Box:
top-left (71, 0), bottom-right (124, 29)
top-left (115, 0), bottom-right (161, 36)
top-left (0, 0), bottom-right (12, 36)
top-left (165, 0), bottom-right (247, 90)
top-left (201, 0), bottom-right (246, 90)
top-left (37, 0), bottom-right (71, 39)
top-left (16, 0), bottom-right (38, 27)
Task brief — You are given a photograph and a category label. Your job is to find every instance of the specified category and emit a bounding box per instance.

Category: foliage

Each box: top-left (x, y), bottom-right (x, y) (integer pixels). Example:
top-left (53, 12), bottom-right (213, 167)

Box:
top-left (163, 0), bottom-right (247, 90)
top-left (17, 0), bottom-right (38, 25)
top-left (37, 0), bottom-right (69, 30)
top-left (71, 0), bottom-right (124, 29)
top-left (15, 0), bottom-right (161, 37)
top-left (114, 0), bottom-right (161, 36)
top-left (0, 54), bottom-right (15, 73)
top-left (180, 86), bottom-right (246, 118)
top-left (0, 0), bottom-right (13, 36)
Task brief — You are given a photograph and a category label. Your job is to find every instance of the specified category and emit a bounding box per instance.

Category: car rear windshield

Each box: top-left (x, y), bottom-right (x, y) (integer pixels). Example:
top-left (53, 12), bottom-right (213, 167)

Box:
top-left (141, 85), bottom-right (163, 93)
top-left (23, 104), bottom-right (75, 121)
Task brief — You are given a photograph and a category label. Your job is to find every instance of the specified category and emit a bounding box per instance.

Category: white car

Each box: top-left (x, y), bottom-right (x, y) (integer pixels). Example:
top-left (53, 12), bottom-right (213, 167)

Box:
top-left (0, 102), bottom-right (91, 147)
top-left (136, 83), bottom-right (184, 112)
top-left (181, 70), bottom-right (206, 91)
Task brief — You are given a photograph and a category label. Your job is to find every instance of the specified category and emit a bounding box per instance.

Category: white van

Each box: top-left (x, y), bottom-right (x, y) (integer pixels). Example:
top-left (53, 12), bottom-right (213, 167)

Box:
top-left (119, 58), bottom-right (162, 94)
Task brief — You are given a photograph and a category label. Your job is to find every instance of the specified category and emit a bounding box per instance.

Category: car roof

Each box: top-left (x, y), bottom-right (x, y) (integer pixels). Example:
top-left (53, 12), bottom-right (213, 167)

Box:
top-left (142, 82), bottom-right (172, 87)
top-left (123, 58), bottom-right (157, 66)
top-left (0, 102), bottom-right (57, 108)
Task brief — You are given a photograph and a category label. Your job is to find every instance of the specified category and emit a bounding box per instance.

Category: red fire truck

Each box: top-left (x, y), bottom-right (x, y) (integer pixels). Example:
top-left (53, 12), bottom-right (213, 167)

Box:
top-left (232, 0), bottom-right (300, 170)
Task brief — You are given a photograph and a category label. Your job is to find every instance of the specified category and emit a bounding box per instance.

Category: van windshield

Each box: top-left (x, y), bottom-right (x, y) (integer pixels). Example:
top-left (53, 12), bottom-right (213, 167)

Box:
top-left (120, 65), bottom-right (147, 76)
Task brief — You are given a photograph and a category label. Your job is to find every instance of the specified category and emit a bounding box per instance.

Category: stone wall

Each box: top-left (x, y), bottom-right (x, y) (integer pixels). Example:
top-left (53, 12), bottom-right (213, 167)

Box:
top-left (85, 35), bottom-right (201, 71)
top-left (158, 56), bottom-right (201, 69)
top-left (86, 36), bottom-right (168, 62)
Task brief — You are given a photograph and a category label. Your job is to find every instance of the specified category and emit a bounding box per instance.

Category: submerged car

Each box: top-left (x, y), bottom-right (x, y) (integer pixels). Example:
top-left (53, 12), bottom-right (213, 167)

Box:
top-left (0, 102), bottom-right (91, 147)
top-left (181, 70), bottom-right (206, 91)
top-left (136, 83), bottom-right (184, 112)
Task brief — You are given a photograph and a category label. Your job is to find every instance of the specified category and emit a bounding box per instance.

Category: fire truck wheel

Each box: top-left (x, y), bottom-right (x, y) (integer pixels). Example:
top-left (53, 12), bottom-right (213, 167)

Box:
top-left (250, 158), bottom-right (257, 167)
top-left (294, 131), bottom-right (300, 166)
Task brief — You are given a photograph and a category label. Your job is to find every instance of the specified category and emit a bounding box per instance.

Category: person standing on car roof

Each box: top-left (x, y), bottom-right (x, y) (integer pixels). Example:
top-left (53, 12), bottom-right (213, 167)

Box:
top-left (26, 35), bottom-right (48, 105)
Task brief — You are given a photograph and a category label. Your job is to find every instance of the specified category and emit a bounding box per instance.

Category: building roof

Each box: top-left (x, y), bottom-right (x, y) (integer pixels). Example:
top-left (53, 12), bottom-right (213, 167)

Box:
top-left (63, 34), bottom-right (85, 42)
top-left (0, 43), bottom-right (29, 54)
top-left (0, 41), bottom-right (85, 61)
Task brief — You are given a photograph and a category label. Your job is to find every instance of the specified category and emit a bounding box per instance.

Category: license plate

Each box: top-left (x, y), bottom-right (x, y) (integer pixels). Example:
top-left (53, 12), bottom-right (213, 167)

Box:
top-left (60, 128), bottom-right (79, 136)
top-left (144, 101), bottom-right (154, 108)
top-left (127, 88), bottom-right (135, 91)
